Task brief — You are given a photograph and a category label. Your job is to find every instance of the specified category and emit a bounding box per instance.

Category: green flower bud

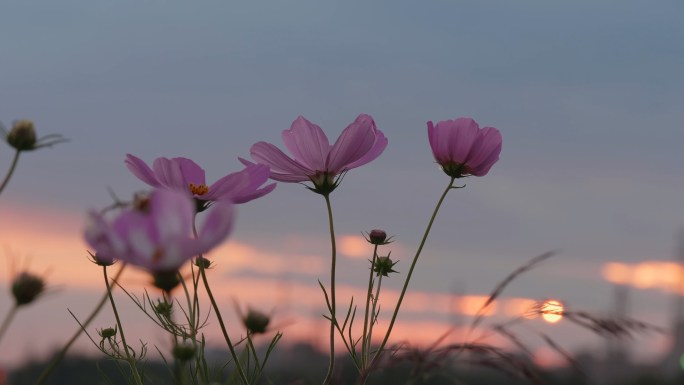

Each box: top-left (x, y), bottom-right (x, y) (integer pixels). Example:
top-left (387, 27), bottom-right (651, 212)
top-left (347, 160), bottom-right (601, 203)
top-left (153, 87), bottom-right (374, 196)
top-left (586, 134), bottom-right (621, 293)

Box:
top-left (98, 327), bottom-right (117, 339)
top-left (155, 300), bottom-right (173, 318)
top-left (372, 254), bottom-right (399, 277)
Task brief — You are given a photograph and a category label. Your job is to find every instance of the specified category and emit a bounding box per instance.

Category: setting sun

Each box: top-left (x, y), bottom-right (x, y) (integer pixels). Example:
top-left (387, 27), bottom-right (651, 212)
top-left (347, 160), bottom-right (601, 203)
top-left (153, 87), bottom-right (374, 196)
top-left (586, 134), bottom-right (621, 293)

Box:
top-left (541, 300), bottom-right (564, 324)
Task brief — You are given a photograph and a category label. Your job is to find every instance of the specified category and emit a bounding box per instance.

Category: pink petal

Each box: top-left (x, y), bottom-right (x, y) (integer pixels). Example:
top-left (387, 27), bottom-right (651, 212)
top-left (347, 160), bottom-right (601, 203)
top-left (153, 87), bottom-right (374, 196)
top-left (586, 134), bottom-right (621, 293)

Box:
top-left (282, 116), bottom-right (330, 171)
top-left (233, 183), bottom-right (276, 203)
top-left (327, 114), bottom-right (380, 173)
top-left (174, 157), bottom-right (206, 186)
top-left (427, 121), bottom-right (442, 163)
top-left (149, 189), bottom-right (194, 244)
top-left (344, 127), bottom-right (388, 170)
top-left (442, 118), bottom-right (480, 164)
top-left (204, 168), bottom-right (252, 201)
top-left (125, 154), bottom-right (161, 187)
top-left (250, 142), bottom-right (313, 181)
top-left (152, 157), bottom-right (188, 191)
top-left (195, 201), bottom-right (235, 253)
top-left (467, 127), bottom-right (502, 176)
top-left (230, 163), bottom-right (277, 203)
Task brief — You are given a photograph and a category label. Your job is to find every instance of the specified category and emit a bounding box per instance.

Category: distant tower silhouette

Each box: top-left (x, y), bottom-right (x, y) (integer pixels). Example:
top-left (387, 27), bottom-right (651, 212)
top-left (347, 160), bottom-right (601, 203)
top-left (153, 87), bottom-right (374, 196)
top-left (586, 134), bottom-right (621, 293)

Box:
top-left (606, 283), bottom-right (630, 363)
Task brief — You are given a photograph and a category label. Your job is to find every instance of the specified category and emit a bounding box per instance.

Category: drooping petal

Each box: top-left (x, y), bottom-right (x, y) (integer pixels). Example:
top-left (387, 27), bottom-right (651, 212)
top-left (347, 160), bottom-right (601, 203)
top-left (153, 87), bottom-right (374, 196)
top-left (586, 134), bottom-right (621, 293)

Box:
top-left (240, 157), bottom-right (308, 182)
top-left (233, 183), bottom-right (277, 203)
top-left (152, 157), bottom-right (188, 191)
top-left (250, 142), bottom-right (313, 181)
top-left (327, 114), bottom-right (381, 173)
top-left (204, 168), bottom-right (252, 201)
top-left (194, 201), bottom-right (235, 254)
top-left (282, 116), bottom-right (330, 171)
top-left (466, 127), bottom-right (502, 176)
top-left (344, 127), bottom-right (388, 170)
top-left (125, 154), bottom-right (161, 187)
top-left (208, 163), bottom-right (275, 203)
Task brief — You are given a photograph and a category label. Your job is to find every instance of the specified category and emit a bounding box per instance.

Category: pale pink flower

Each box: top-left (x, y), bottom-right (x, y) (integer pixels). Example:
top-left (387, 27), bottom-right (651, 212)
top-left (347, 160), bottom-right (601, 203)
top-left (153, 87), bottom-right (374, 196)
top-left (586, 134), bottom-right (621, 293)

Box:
top-left (427, 117), bottom-right (502, 178)
top-left (84, 189), bottom-right (233, 272)
top-left (242, 114), bottom-right (387, 194)
top-left (125, 154), bottom-right (275, 205)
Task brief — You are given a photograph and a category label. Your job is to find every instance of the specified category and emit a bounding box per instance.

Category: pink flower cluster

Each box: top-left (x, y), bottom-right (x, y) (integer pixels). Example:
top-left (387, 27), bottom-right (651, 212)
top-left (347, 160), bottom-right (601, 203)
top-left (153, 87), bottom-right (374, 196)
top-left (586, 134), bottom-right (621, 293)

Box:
top-left (85, 114), bottom-right (501, 279)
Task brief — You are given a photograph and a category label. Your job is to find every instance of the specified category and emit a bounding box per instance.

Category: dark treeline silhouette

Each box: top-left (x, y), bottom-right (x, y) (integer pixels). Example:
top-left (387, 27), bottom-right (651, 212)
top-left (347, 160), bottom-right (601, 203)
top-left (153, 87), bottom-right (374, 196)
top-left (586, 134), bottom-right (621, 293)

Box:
top-left (7, 342), bottom-right (684, 385)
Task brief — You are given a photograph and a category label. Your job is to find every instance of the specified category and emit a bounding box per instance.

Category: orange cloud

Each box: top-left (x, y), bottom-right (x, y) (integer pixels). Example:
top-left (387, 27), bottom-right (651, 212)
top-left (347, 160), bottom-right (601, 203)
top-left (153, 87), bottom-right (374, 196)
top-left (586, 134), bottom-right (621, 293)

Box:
top-left (602, 261), bottom-right (684, 294)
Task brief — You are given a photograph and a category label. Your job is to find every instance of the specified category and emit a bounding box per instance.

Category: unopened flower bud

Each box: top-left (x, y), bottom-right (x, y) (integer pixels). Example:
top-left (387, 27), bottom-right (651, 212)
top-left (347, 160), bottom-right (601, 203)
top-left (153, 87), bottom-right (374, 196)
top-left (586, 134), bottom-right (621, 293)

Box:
top-left (172, 343), bottom-right (196, 361)
top-left (153, 270), bottom-right (181, 292)
top-left (194, 257), bottom-right (213, 269)
top-left (243, 309), bottom-right (270, 334)
top-left (372, 255), bottom-right (399, 277)
top-left (11, 272), bottom-right (45, 306)
top-left (98, 327), bottom-right (117, 339)
top-left (369, 229), bottom-right (387, 245)
top-left (155, 301), bottom-right (173, 318)
top-left (6, 120), bottom-right (37, 151)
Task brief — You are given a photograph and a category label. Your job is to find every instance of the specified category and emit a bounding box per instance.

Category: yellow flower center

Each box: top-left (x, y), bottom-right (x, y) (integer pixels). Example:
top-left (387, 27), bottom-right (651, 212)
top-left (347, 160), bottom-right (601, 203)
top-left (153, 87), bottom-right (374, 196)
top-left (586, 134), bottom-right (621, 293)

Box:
top-left (189, 183), bottom-right (209, 196)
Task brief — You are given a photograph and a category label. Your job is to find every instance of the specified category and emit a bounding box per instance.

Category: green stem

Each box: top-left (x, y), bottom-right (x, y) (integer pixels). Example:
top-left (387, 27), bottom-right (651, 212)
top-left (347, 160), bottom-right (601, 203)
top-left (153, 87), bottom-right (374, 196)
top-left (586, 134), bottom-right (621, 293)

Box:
top-left (0, 305), bottom-right (18, 345)
top-left (0, 150), bottom-right (21, 196)
top-left (198, 259), bottom-right (250, 384)
top-left (33, 264), bottom-right (126, 385)
top-left (192, 218), bottom-right (249, 384)
top-left (322, 193), bottom-right (338, 385)
top-left (366, 274), bottom-right (383, 363)
top-left (104, 266), bottom-right (143, 385)
top-left (361, 245), bottom-right (379, 367)
top-left (370, 177), bottom-right (455, 368)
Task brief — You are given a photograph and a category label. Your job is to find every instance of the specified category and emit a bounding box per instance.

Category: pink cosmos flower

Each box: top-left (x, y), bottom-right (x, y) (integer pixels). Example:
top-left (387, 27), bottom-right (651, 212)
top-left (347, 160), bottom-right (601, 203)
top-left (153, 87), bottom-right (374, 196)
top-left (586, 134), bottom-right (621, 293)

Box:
top-left (242, 114), bottom-right (387, 194)
top-left (84, 189), bottom-right (234, 273)
top-left (427, 117), bottom-right (502, 178)
top-left (125, 154), bottom-right (276, 205)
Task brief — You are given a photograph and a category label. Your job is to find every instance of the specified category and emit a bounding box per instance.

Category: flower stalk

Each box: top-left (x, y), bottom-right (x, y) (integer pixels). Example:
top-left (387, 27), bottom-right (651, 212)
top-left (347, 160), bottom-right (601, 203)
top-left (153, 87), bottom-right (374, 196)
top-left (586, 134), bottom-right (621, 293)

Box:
top-left (0, 150), bottom-right (20, 196)
top-left (103, 265), bottom-right (143, 385)
top-left (370, 177), bottom-right (456, 369)
top-left (322, 193), bottom-right (338, 384)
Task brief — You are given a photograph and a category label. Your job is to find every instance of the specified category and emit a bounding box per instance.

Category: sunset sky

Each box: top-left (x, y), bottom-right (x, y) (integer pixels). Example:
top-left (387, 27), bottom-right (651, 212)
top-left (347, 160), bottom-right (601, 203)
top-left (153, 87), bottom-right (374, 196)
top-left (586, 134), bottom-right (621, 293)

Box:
top-left (1, 0), bottom-right (684, 370)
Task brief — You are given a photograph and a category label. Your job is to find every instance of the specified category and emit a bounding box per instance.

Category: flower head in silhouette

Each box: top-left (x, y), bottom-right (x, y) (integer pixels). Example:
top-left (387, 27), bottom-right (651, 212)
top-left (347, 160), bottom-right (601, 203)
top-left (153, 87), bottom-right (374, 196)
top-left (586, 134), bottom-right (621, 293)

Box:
top-left (242, 114), bottom-right (387, 195)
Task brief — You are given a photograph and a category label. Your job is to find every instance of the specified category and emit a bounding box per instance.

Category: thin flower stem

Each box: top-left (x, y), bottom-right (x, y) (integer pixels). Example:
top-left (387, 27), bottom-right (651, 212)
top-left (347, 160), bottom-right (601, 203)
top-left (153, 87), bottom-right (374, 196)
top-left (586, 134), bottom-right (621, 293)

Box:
top-left (0, 150), bottom-right (21, 196)
top-left (370, 177), bottom-right (455, 368)
top-left (193, 221), bottom-right (250, 385)
top-left (200, 266), bottom-right (250, 384)
top-left (323, 193), bottom-right (338, 385)
top-left (0, 305), bottom-right (18, 345)
top-left (103, 265), bottom-right (143, 385)
top-left (361, 245), bottom-right (379, 367)
top-left (366, 273), bottom-right (383, 363)
top-left (33, 264), bottom-right (126, 385)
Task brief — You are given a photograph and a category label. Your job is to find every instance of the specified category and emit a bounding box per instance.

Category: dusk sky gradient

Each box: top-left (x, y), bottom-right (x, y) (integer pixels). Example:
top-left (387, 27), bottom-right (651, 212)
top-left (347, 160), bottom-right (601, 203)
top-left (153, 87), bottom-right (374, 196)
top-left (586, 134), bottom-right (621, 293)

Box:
top-left (1, 0), bottom-right (683, 370)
